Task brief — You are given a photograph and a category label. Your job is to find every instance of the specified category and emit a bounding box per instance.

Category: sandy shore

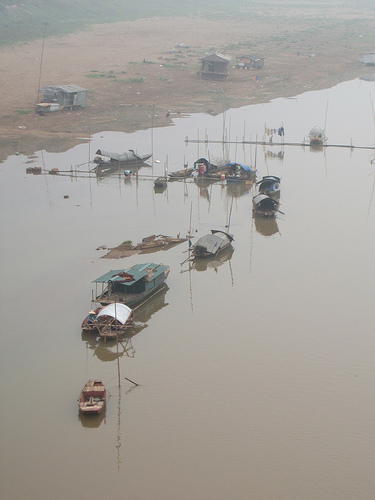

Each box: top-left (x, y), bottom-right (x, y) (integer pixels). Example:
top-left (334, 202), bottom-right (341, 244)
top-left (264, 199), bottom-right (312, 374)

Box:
top-left (1, 5), bottom-right (374, 159)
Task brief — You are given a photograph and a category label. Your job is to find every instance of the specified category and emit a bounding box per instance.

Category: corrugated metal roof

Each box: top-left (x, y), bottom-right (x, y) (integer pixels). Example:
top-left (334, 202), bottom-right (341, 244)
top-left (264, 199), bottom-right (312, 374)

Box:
top-left (93, 263), bottom-right (168, 284)
top-left (40, 84), bottom-right (86, 93)
top-left (97, 303), bottom-right (132, 324)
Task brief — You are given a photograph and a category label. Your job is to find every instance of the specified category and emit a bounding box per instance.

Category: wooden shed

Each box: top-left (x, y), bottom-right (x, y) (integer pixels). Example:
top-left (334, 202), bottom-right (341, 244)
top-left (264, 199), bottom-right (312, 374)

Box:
top-left (236, 55), bottom-right (264, 70)
top-left (37, 84), bottom-right (87, 112)
top-left (199, 52), bottom-right (231, 81)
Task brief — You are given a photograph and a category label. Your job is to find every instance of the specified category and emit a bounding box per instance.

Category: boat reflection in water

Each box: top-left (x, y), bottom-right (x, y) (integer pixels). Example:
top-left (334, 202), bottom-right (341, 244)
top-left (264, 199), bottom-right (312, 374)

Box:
top-left (226, 181), bottom-right (252, 198)
top-left (253, 215), bottom-right (280, 237)
top-left (78, 407), bottom-right (106, 428)
top-left (192, 245), bottom-right (234, 272)
top-left (81, 284), bottom-right (169, 361)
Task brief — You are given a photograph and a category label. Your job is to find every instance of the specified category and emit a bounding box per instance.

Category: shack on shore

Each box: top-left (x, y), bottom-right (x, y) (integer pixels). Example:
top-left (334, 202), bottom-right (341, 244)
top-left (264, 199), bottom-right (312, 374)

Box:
top-left (236, 55), bottom-right (264, 69)
top-left (36, 84), bottom-right (87, 113)
top-left (199, 52), bottom-right (231, 81)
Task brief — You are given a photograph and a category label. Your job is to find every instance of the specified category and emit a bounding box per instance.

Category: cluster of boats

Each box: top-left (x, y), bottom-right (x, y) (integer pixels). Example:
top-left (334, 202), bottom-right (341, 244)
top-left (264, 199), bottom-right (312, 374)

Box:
top-left (252, 175), bottom-right (281, 217)
top-left (78, 156), bottom-right (283, 416)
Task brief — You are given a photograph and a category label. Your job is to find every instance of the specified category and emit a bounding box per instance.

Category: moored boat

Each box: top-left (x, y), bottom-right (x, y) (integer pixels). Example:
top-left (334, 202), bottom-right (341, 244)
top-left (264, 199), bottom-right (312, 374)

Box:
top-left (256, 175), bottom-right (281, 196)
top-left (308, 126), bottom-right (327, 147)
top-left (93, 149), bottom-right (152, 174)
top-left (95, 303), bottom-right (134, 339)
top-left (253, 194), bottom-right (280, 217)
top-left (225, 162), bottom-right (255, 183)
top-left (92, 262), bottom-right (170, 307)
top-left (190, 230), bottom-right (234, 258)
top-left (154, 176), bottom-right (168, 188)
top-left (78, 380), bottom-right (106, 415)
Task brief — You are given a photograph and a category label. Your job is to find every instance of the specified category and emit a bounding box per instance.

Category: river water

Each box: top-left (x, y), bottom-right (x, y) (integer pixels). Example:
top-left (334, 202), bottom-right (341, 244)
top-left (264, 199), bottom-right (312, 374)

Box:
top-left (1, 78), bottom-right (375, 500)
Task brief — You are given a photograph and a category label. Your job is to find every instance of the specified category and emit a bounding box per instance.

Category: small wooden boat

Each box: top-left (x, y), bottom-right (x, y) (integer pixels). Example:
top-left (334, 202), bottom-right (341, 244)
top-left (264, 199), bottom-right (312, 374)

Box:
top-left (96, 303), bottom-right (134, 339)
top-left (168, 168), bottom-right (193, 180)
top-left (308, 126), bottom-right (327, 147)
top-left (78, 380), bottom-right (106, 415)
top-left (81, 307), bottom-right (102, 332)
top-left (253, 194), bottom-right (280, 217)
top-left (94, 149), bottom-right (152, 174)
top-left (256, 175), bottom-right (281, 195)
top-left (154, 176), bottom-right (168, 188)
top-left (225, 162), bottom-right (255, 183)
top-left (190, 230), bottom-right (234, 258)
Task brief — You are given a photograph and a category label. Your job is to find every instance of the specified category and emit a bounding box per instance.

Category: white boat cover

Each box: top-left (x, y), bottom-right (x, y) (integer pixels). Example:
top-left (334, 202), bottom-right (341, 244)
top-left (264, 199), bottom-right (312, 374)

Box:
top-left (97, 303), bottom-right (132, 324)
top-left (95, 150), bottom-right (140, 162)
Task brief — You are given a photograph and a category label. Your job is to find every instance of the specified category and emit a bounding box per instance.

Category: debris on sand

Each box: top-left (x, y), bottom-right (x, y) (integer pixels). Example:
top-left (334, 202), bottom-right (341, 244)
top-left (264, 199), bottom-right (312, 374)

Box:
top-left (101, 234), bottom-right (187, 259)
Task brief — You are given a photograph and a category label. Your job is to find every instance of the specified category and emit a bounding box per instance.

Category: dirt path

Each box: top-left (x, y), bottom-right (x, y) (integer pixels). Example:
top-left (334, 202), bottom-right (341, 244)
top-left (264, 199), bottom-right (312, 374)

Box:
top-left (1, 5), bottom-right (374, 159)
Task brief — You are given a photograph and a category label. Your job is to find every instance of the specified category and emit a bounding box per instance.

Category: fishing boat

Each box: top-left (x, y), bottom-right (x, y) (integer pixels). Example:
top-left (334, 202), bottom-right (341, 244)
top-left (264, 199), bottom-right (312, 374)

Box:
top-left (190, 230), bottom-right (234, 258)
top-left (95, 303), bottom-right (134, 339)
top-left (78, 380), bottom-right (106, 415)
top-left (308, 126), bottom-right (327, 147)
top-left (225, 162), bottom-right (255, 183)
top-left (92, 262), bottom-right (170, 307)
top-left (253, 194), bottom-right (280, 217)
top-left (154, 176), bottom-right (168, 188)
top-left (81, 307), bottom-right (102, 332)
top-left (168, 167), bottom-right (194, 180)
top-left (194, 157), bottom-right (228, 178)
top-left (93, 149), bottom-right (152, 174)
top-left (256, 175), bottom-right (281, 196)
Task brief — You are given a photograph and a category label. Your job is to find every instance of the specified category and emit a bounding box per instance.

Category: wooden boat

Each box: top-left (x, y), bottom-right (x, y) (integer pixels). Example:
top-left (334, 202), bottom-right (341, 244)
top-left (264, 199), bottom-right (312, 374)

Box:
top-left (308, 126), bottom-right (327, 147)
top-left (93, 262), bottom-right (170, 307)
top-left (93, 149), bottom-right (152, 174)
top-left (95, 303), bottom-right (134, 339)
top-left (194, 157), bottom-right (228, 177)
top-left (253, 194), bottom-right (279, 217)
top-left (81, 307), bottom-right (102, 332)
top-left (78, 380), bottom-right (106, 415)
top-left (81, 303), bottom-right (134, 336)
top-left (256, 175), bottom-right (281, 195)
top-left (168, 167), bottom-right (193, 180)
top-left (225, 162), bottom-right (255, 183)
top-left (190, 230), bottom-right (234, 258)
top-left (154, 176), bottom-right (168, 188)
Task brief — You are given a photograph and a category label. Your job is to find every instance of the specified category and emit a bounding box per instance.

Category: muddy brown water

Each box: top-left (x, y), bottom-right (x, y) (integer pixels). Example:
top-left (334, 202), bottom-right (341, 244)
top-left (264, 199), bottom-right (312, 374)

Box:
top-left (1, 79), bottom-right (375, 499)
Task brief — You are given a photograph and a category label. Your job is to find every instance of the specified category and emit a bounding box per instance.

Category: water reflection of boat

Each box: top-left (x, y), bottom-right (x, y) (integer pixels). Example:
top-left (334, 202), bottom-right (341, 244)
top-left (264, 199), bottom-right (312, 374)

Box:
top-left (94, 149), bottom-right (152, 175)
top-left (78, 409), bottom-right (106, 428)
top-left (78, 380), bottom-right (106, 415)
top-left (192, 245), bottom-right (234, 271)
top-left (307, 126), bottom-right (327, 147)
top-left (93, 263), bottom-right (170, 307)
top-left (190, 230), bottom-right (234, 258)
top-left (226, 181), bottom-right (252, 198)
top-left (256, 175), bottom-right (281, 196)
top-left (254, 215), bottom-right (279, 236)
top-left (253, 194), bottom-right (279, 217)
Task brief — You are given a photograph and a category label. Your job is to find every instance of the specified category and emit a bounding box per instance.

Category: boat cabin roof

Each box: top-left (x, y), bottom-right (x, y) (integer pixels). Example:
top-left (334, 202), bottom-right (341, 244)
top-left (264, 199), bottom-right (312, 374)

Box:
top-left (93, 263), bottom-right (168, 284)
top-left (253, 194), bottom-right (279, 207)
top-left (226, 162), bottom-right (252, 172)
